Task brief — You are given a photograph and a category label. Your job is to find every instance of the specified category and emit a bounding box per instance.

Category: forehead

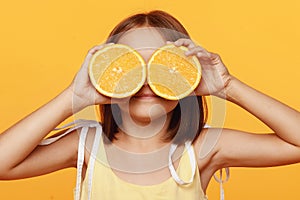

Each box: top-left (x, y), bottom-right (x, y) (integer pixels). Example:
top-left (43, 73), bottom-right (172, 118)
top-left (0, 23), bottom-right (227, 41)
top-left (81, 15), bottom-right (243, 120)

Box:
top-left (117, 27), bottom-right (166, 51)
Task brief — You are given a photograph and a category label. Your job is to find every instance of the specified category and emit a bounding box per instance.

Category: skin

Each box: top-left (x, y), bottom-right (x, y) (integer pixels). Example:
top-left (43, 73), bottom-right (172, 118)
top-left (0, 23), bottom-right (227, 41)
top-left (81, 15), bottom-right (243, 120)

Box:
top-left (0, 26), bottom-right (300, 194)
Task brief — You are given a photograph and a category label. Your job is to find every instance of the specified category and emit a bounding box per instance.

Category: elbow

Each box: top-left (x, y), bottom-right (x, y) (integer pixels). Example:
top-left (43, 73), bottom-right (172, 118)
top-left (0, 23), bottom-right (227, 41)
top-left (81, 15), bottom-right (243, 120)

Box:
top-left (0, 167), bottom-right (16, 180)
top-left (0, 171), bottom-right (9, 180)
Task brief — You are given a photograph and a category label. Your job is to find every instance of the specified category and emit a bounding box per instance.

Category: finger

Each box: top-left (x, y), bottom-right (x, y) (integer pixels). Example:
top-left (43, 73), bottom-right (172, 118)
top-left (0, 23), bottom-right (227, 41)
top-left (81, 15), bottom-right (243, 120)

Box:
top-left (87, 43), bottom-right (114, 55)
top-left (185, 46), bottom-right (211, 58)
top-left (105, 42), bottom-right (115, 47)
top-left (174, 38), bottom-right (195, 48)
top-left (83, 43), bottom-right (115, 68)
top-left (174, 38), bottom-right (189, 46)
top-left (196, 52), bottom-right (212, 60)
top-left (87, 45), bottom-right (104, 55)
top-left (187, 42), bottom-right (196, 49)
top-left (83, 45), bottom-right (104, 65)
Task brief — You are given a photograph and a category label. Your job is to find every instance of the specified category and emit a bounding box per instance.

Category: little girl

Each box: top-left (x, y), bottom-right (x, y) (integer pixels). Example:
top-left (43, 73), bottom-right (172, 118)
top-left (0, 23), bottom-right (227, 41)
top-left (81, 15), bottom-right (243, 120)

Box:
top-left (1, 10), bottom-right (300, 200)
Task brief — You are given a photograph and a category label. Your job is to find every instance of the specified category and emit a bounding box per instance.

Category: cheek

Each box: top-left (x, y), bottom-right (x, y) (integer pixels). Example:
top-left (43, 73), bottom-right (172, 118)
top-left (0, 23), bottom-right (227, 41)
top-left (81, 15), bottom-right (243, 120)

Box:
top-left (160, 99), bottom-right (178, 113)
top-left (145, 100), bottom-right (178, 119)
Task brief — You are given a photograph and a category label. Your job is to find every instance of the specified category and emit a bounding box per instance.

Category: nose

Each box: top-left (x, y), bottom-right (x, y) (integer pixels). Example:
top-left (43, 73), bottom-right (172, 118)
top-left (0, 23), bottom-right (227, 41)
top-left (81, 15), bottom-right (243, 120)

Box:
top-left (136, 76), bottom-right (156, 96)
top-left (144, 74), bottom-right (149, 86)
top-left (141, 77), bottom-right (152, 90)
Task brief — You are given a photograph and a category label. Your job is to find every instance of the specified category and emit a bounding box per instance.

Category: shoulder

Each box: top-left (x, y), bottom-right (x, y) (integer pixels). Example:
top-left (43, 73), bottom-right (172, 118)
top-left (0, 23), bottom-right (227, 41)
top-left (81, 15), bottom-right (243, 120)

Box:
top-left (43, 128), bottom-right (80, 151)
top-left (43, 121), bottom-right (103, 167)
top-left (193, 128), bottom-right (234, 171)
top-left (84, 127), bottom-right (97, 164)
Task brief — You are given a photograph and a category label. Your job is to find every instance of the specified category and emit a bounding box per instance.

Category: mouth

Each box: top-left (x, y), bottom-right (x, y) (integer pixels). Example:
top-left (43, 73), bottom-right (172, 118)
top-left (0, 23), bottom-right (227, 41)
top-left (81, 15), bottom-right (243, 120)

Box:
top-left (133, 93), bottom-right (158, 99)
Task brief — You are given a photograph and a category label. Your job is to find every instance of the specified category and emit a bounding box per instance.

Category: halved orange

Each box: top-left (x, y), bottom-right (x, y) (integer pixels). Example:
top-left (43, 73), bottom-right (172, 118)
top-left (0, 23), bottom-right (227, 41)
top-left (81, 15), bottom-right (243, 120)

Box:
top-left (147, 44), bottom-right (201, 100)
top-left (89, 44), bottom-right (146, 98)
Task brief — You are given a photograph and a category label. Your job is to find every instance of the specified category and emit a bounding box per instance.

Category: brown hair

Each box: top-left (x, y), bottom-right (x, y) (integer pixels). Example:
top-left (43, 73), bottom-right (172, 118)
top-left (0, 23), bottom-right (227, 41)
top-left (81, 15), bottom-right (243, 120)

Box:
top-left (99, 10), bottom-right (207, 145)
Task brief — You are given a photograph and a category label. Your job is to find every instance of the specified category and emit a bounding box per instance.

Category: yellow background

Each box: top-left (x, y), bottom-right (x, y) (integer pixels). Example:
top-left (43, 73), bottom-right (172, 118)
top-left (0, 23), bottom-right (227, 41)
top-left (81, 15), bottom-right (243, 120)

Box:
top-left (1, 0), bottom-right (300, 199)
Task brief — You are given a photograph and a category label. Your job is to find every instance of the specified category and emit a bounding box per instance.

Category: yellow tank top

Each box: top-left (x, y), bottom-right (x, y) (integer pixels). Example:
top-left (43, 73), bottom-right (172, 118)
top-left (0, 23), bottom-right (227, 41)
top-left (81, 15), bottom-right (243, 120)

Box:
top-left (39, 120), bottom-right (227, 200)
top-left (79, 132), bottom-right (208, 200)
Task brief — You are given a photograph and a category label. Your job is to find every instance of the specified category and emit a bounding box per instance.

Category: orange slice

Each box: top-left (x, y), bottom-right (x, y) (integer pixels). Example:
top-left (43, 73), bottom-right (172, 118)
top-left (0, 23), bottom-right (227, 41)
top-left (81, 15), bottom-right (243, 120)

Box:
top-left (89, 44), bottom-right (146, 98)
top-left (147, 44), bottom-right (201, 100)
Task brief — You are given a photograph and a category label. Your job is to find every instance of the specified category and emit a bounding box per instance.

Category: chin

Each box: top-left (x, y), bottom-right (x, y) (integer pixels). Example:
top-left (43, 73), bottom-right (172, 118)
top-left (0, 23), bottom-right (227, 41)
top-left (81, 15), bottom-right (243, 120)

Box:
top-left (117, 83), bottom-right (179, 118)
top-left (127, 109), bottom-right (172, 128)
top-left (130, 103), bottom-right (167, 120)
top-left (118, 98), bottom-right (178, 123)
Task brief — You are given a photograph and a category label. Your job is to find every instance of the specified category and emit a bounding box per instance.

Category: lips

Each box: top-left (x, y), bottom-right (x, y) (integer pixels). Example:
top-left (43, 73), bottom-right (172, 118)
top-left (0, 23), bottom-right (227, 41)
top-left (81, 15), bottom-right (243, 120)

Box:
top-left (133, 92), bottom-right (158, 98)
top-left (134, 93), bottom-right (157, 98)
top-left (133, 85), bottom-right (158, 99)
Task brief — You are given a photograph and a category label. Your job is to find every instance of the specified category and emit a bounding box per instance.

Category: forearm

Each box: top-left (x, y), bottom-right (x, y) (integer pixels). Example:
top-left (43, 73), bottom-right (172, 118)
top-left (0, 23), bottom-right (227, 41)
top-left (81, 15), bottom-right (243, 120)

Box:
top-left (0, 87), bottom-right (76, 171)
top-left (224, 76), bottom-right (300, 146)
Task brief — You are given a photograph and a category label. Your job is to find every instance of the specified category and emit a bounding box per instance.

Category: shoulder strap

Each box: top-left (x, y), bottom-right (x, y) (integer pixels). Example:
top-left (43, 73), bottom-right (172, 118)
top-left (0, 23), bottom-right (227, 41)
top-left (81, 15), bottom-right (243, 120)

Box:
top-left (39, 119), bottom-right (100, 145)
top-left (214, 168), bottom-right (230, 200)
top-left (39, 119), bottom-right (102, 200)
top-left (74, 126), bottom-right (89, 200)
top-left (201, 124), bottom-right (230, 200)
top-left (168, 141), bottom-right (197, 185)
top-left (86, 123), bottom-right (102, 200)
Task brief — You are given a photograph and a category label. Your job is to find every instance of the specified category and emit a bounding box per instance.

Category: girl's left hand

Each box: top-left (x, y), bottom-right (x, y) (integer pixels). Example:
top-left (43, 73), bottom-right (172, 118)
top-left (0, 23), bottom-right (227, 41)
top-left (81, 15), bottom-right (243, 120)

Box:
top-left (172, 39), bottom-right (232, 98)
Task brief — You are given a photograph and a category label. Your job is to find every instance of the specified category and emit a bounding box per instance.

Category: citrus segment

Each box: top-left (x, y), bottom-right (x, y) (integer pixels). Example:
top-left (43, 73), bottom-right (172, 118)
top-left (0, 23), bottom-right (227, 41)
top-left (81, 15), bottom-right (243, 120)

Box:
top-left (148, 44), bottom-right (201, 100)
top-left (89, 44), bottom-right (146, 98)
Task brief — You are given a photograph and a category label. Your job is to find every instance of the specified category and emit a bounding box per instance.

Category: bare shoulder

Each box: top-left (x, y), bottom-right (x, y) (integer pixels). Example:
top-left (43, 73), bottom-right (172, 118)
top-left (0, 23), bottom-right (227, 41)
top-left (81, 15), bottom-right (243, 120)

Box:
top-left (55, 125), bottom-right (99, 166)
top-left (83, 127), bottom-right (98, 165)
top-left (193, 128), bottom-right (224, 170)
top-left (54, 124), bottom-right (101, 168)
top-left (192, 127), bottom-right (227, 191)
top-left (41, 128), bottom-right (81, 167)
top-left (193, 127), bottom-right (266, 168)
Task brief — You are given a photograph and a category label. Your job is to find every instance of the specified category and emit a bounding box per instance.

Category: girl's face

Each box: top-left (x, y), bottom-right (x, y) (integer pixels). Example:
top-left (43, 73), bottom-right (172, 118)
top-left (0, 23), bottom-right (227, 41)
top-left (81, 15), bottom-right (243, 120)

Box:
top-left (116, 27), bottom-right (178, 123)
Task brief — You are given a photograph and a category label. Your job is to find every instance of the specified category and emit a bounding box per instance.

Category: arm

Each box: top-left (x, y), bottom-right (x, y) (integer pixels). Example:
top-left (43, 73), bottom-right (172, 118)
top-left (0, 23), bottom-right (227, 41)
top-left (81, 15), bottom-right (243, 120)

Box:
top-left (215, 77), bottom-right (300, 167)
top-left (173, 38), bottom-right (300, 168)
top-left (0, 45), bottom-right (111, 179)
top-left (227, 77), bottom-right (300, 147)
top-left (0, 88), bottom-right (74, 179)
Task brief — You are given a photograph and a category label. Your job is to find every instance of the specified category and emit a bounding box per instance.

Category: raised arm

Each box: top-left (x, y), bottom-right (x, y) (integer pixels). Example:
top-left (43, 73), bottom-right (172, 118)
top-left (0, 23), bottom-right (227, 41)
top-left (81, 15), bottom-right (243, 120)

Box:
top-left (0, 88), bottom-right (75, 179)
top-left (216, 77), bottom-right (300, 167)
top-left (173, 38), bottom-right (300, 169)
top-left (0, 45), bottom-right (111, 179)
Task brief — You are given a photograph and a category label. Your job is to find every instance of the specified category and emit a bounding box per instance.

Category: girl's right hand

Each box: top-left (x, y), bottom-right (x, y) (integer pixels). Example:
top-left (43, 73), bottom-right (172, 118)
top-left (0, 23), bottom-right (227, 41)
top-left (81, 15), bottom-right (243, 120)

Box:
top-left (67, 44), bottom-right (114, 111)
